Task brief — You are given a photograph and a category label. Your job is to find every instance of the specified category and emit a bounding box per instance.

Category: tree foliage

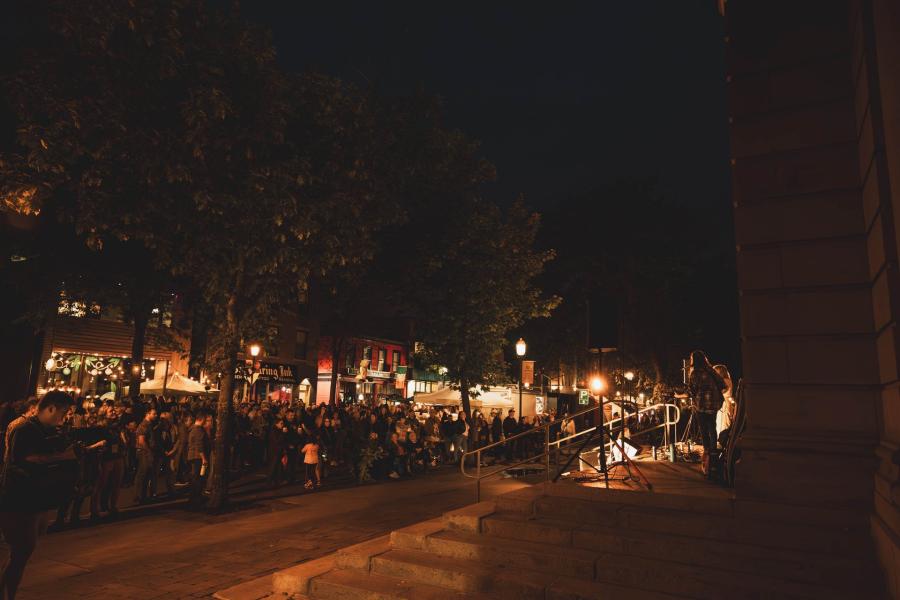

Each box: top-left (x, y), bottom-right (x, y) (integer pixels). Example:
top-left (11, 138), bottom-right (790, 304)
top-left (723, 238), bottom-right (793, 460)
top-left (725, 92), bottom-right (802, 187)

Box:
top-left (413, 198), bottom-right (559, 414)
top-left (1, 0), bottom-right (398, 509)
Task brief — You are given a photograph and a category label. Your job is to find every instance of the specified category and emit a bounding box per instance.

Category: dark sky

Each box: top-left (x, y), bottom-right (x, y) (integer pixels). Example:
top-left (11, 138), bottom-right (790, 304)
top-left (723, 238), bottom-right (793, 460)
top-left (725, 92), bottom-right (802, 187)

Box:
top-left (239, 1), bottom-right (731, 211)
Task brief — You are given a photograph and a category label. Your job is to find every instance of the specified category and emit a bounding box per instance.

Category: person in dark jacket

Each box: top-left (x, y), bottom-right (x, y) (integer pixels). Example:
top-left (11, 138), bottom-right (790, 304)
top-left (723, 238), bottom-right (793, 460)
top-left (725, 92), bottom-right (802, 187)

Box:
top-left (0, 392), bottom-right (80, 600)
top-left (502, 409), bottom-right (518, 462)
top-left (439, 414), bottom-right (455, 462)
top-left (491, 411), bottom-right (503, 458)
top-left (267, 418), bottom-right (287, 487)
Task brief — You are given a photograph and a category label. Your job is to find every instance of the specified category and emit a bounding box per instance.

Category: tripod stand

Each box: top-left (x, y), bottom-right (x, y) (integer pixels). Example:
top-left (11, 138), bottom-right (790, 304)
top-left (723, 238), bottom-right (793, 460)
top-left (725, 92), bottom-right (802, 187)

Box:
top-left (552, 403), bottom-right (652, 491)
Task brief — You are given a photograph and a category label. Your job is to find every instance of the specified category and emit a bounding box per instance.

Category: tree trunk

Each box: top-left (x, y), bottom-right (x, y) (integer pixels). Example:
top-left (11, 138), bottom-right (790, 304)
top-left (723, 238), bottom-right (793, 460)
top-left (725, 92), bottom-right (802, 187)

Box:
top-left (129, 314), bottom-right (148, 402)
top-left (208, 294), bottom-right (240, 512)
top-left (330, 336), bottom-right (345, 405)
top-left (460, 382), bottom-right (472, 417)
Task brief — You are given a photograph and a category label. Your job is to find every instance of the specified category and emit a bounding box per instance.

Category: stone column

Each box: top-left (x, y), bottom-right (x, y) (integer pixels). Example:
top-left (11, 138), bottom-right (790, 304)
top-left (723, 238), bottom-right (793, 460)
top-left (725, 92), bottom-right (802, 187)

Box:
top-left (728, 1), bottom-right (879, 510)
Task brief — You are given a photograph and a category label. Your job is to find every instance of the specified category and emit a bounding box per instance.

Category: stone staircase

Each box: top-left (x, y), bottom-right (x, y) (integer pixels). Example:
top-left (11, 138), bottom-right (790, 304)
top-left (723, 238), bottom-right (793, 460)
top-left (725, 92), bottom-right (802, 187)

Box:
top-left (217, 482), bottom-right (884, 599)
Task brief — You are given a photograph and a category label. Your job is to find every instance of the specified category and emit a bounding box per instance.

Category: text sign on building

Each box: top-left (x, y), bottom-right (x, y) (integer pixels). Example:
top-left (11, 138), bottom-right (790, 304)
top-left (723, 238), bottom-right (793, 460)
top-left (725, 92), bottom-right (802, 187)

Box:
top-left (578, 389), bottom-right (590, 405)
top-left (521, 360), bottom-right (535, 386)
top-left (258, 363), bottom-right (297, 383)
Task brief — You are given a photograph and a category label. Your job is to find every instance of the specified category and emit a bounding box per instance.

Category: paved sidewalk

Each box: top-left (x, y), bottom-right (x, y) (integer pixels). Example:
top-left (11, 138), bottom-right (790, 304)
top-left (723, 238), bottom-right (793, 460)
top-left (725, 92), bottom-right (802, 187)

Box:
top-left (14, 469), bottom-right (529, 599)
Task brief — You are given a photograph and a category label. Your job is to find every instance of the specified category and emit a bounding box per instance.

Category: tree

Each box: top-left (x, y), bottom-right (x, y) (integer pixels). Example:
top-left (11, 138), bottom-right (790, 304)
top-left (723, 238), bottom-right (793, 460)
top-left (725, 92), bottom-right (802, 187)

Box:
top-left (0, 0), bottom-right (195, 397)
top-left (413, 198), bottom-right (559, 415)
top-left (1, 1), bottom-right (394, 510)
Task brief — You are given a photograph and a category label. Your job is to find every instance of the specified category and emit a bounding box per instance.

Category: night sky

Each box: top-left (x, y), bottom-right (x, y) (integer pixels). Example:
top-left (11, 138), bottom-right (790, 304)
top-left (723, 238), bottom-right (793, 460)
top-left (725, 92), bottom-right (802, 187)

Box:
top-left (239, 1), bottom-right (731, 212)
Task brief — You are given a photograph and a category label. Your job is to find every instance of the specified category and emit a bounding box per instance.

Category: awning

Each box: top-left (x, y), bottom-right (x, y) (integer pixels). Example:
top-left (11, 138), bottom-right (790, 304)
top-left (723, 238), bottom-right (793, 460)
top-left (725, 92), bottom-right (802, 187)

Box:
top-left (414, 385), bottom-right (514, 409)
top-left (124, 373), bottom-right (216, 396)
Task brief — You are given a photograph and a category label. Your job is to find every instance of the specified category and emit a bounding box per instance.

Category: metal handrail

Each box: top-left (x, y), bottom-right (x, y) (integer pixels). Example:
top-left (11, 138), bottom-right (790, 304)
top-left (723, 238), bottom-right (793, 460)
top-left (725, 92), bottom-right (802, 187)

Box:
top-left (460, 400), bottom-right (681, 501)
top-left (577, 402), bottom-right (682, 455)
top-left (462, 401), bottom-right (607, 463)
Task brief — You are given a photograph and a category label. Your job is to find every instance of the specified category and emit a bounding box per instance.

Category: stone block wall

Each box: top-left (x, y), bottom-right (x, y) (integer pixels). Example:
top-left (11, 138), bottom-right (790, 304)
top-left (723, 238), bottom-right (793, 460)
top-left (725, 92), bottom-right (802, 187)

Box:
top-left (728, 0), bottom-right (900, 594)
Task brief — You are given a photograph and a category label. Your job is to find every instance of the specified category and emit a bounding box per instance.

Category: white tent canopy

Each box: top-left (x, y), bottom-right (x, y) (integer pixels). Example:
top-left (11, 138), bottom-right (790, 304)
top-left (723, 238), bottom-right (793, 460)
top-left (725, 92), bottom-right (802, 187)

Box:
top-left (414, 384), bottom-right (514, 410)
top-left (124, 372), bottom-right (216, 396)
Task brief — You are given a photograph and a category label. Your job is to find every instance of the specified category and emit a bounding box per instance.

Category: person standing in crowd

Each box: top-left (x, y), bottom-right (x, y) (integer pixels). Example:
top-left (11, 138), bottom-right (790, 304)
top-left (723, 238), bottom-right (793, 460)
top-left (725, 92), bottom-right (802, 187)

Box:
top-left (4, 398), bottom-right (39, 462)
top-left (133, 408), bottom-right (159, 504)
top-left (186, 412), bottom-right (209, 508)
top-left (301, 435), bottom-right (320, 489)
top-left (267, 417), bottom-right (287, 488)
top-left (174, 412), bottom-right (192, 483)
top-left (503, 409), bottom-right (517, 462)
top-left (91, 415), bottom-right (126, 520)
top-left (491, 410), bottom-right (503, 458)
top-left (0, 392), bottom-right (83, 600)
top-left (439, 413), bottom-right (454, 462)
top-left (453, 412), bottom-right (470, 464)
top-left (157, 411), bottom-right (176, 497)
top-left (688, 350), bottom-right (727, 479)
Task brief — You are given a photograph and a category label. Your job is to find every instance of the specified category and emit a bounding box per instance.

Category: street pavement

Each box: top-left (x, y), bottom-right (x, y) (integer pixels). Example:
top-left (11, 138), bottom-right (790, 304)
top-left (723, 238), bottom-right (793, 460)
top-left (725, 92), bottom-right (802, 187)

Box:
top-left (13, 467), bottom-right (530, 599)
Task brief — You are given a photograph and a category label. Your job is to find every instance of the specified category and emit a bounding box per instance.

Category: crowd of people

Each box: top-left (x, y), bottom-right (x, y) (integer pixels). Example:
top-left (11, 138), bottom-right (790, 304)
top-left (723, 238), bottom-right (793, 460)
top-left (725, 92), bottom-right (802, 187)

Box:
top-left (0, 393), bottom-right (580, 527)
top-left (0, 357), bottom-right (734, 599)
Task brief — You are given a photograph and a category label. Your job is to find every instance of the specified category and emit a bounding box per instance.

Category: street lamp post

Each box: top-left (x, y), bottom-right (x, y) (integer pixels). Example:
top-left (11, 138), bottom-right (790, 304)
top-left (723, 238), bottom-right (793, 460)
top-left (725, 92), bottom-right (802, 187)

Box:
top-left (590, 376), bottom-right (608, 487)
top-left (515, 338), bottom-right (527, 417)
top-left (246, 343), bottom-right (261, 402)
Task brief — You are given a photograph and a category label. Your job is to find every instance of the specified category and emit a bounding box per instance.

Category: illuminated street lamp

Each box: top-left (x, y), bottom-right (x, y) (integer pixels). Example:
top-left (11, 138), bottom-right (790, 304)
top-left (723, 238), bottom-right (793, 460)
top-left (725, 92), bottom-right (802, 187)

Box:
top-left (623, 370), bottom-right (635, 402)
top-left (590, 375), bottom-right (608, 478)
top-left (515, 338), bottom-right (526, 416)
top-left (245, 343), bottom-right (262, 401)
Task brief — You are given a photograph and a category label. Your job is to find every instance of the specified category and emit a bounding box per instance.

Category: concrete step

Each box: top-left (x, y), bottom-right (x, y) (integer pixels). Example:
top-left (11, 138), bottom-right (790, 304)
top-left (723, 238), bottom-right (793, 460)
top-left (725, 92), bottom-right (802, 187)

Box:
top-left (591, 551), bottom-right (861, 600)
top-left (309, 568), bottom-right (492, 600)
top-left (481, 513), bottom-right (876, 588)
top-left (538, 482), bottom-right (735, 516)
top-left (272, 555), bottom-right (336, 597)
top-left (370, 546), bottom-right (698, 600)
top-left (532, 495), bottom-right (871, 556)
top-left (403, 528), bottom-right (598, 580)
top-left (386, 516), bottom-right (861, 599)
top-left (213, 574), bottom-right (283, 600)
top-left (370, 547), bottom-right (551, 598)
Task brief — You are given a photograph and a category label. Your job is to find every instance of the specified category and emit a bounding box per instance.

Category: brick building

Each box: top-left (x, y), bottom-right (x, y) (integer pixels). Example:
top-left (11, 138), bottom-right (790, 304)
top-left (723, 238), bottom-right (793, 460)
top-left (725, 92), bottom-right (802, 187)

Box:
top-left (316, 335), bottom-right (410, 405)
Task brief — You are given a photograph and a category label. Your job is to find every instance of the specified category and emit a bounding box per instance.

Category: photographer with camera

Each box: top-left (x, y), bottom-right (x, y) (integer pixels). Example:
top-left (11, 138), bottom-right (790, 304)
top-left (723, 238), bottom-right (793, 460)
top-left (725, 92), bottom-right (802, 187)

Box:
top-left (0, 391), bottom-right (104, 599)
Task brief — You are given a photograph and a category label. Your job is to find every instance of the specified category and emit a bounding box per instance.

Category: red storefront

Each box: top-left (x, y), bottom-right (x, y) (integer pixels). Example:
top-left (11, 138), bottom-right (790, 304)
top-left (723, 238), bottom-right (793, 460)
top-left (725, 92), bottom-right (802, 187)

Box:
top-left (316, 336), bottom-right (409, 405)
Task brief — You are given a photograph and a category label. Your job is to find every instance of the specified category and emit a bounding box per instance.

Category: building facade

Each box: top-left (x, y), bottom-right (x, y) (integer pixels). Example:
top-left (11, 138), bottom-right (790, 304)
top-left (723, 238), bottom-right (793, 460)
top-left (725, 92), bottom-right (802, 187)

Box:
top-left (238, 309), bottom-right (319, 405)
top-left (316, 335), bottom-right (410, 404)
top-left (726, 0), bottom-right (900, 593)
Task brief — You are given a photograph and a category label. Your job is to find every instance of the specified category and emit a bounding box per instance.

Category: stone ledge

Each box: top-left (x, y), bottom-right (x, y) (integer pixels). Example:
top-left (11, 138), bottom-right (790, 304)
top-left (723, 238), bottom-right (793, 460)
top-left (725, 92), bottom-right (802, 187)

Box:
top-left (390, 517), bottom-right (445, 550)
top-left (271, 555), bottom-right (335, 596)
top-left (334, 534), bottom-right (392, 571)
top-left (443, 500), bottom-right (495, 532)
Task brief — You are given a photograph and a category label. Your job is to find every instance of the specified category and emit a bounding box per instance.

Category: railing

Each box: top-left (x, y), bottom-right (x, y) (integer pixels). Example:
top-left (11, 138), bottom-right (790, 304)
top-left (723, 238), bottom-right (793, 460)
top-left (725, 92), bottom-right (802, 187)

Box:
top-left (460, 401), bottom-right (681, 502)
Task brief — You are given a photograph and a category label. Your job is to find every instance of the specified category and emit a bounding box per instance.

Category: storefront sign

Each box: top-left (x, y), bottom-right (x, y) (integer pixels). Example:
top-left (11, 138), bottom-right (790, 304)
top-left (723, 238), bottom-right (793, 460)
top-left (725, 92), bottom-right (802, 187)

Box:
top-left (257, 362), bottom-right (298, 383)
top-left (521, 360), bottom-right (535, 386)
